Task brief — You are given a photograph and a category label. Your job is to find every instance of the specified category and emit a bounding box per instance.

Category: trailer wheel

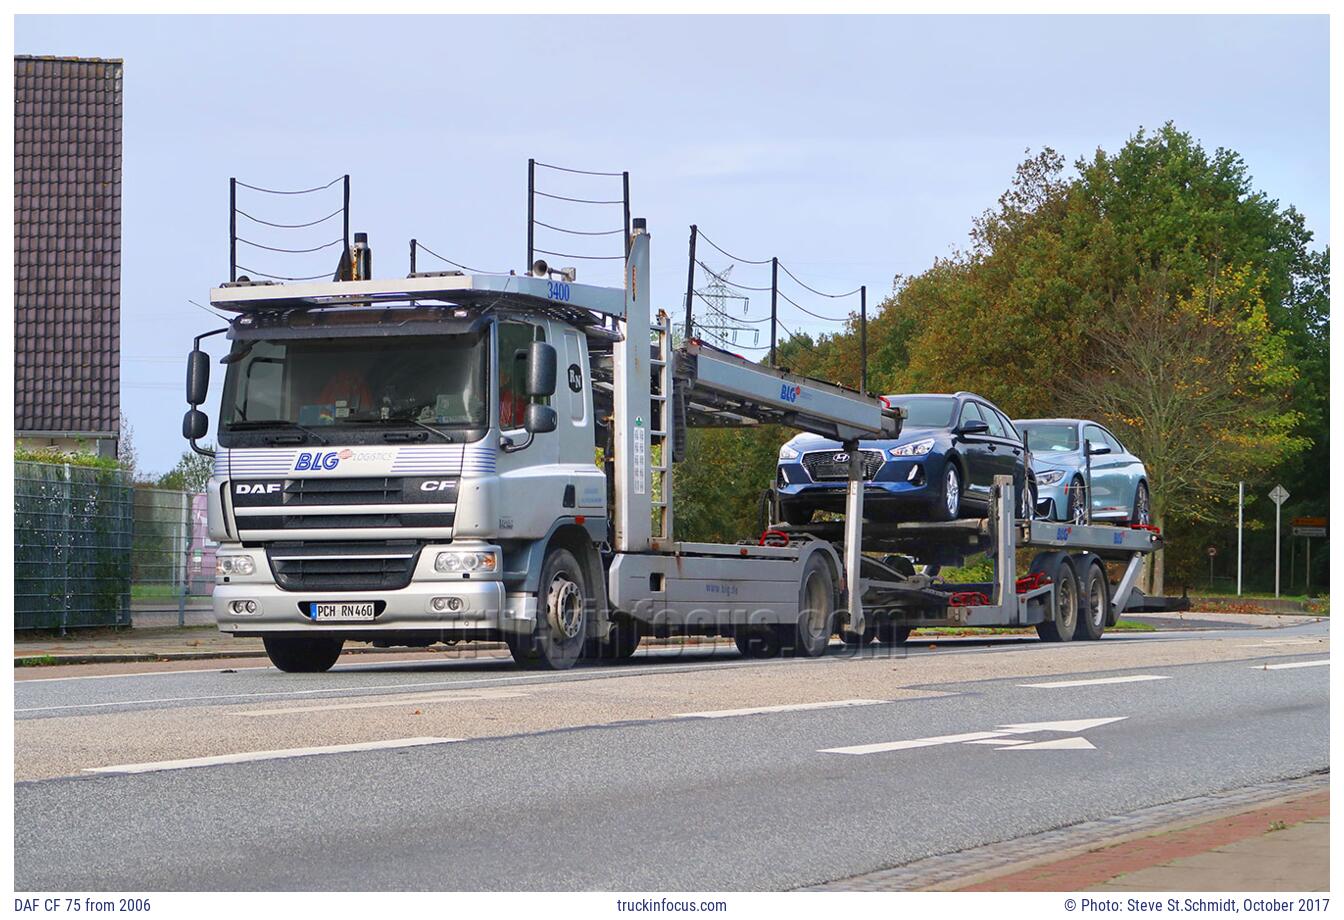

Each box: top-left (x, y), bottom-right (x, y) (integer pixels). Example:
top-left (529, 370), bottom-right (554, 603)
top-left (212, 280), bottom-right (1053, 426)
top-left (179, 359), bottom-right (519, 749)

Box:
top-left (587, 613), bottom-right (642, 660)
top-left (1032, 552), bottom-right (1080, 642)
top-left (1075, 560), bottom-right (1108, 641)
top-left (876, 622), bottom-right (913, 646)
top-left (779, 554), bottom-right (836, 657)
top-left (841, 624), bottom-right (877, 647)
top-left (263, 636), bottom-right (344, 673)
top-left (508, 547), bottom-right (588, 670)
top-left (734, 628), bottom-right (781, 659)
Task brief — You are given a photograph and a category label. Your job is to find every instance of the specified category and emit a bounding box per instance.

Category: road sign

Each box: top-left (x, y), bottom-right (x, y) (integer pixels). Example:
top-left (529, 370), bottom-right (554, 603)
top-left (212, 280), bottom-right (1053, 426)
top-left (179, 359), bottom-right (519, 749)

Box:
top-left (1206, 545), bottom-right (1218, 557)
top-left (1270, 484), bottom-right (1288, 597)
top-left (1269, 484), bottom-right (1290, 506)
top-left (1293, 526), bottom-right (1327, 538)
top-left (1293, 516), bottom-right (1326, 527)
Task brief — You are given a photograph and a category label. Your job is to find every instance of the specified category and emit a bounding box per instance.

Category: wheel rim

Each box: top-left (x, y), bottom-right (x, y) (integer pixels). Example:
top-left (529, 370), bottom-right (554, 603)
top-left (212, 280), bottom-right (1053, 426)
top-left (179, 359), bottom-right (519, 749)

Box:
top-left (1087, 572), bottom-right (1106, 628)
top-left (1058, 571), bottom-right (1078, 631)
top-left (546, 572), bottom-right (584, 640)
top-left (945, 467), bottom-right (960, 517)
top-left (1136, 485), bottom-right (1150, 525)
top-left (802, 569), bottom-right (829, 640)
top-left (1021, 482), bottom-right (1033, 520)
top-left (1069, 480), bottom-right (1086, 524)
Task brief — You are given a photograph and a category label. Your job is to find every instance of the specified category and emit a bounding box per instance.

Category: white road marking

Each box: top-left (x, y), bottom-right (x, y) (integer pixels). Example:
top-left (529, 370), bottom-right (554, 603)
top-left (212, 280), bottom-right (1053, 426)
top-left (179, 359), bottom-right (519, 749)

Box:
top-left (997, 717), bottom-right (1128, 734)
top-left (966, 738), bottom-right (1027, 746)
top-left (16, 664), bottom-right (274, 683)
top-left (1000, 737), bottom-right (1097, 751)
top-left (675, 699), bottom-right (886, 719)
top-left (233, 689), bottom-right (528, 717)
top-left (1019, 675), bottom-right (1170, 689)
top-left (1253, 659), bottom-right (1328, 671)
top-left (821, 731), bottom-right (1011, 754)
top-left (83, 737), bottom-right (461, 775)
top-left (1237, 638), bottom-right (1326, 648)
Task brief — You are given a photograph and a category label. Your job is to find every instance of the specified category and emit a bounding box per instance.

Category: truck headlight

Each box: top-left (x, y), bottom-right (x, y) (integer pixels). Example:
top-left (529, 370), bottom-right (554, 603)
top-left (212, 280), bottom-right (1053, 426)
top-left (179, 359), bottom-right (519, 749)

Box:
top-left (435, 550), bottom-right (499, 574)
top-left (1035, 469), bottom-right (1066, 485)
top-left (779, 445), bottom-right (800, 461)
top-left (216, 554), bottom-right (256, 577)
top-left (889, 438), bottom-right (935, 457)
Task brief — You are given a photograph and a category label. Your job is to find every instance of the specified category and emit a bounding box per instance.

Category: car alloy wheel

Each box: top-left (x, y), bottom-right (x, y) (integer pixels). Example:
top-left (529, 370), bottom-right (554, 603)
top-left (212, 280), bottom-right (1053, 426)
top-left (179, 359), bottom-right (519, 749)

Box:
top-left (944, 466), bottom-right (960, 518)
top-left (1068, 478), bottom-right (1087, 524)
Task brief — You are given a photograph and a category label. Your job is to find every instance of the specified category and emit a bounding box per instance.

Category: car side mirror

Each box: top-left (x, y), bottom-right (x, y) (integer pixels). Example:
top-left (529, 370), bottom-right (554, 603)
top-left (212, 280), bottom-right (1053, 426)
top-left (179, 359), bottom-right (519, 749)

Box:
top-left (1086, 442), bottom-right (1112, 456)
top-left (958, 419), bottom-right (989, 436)
top-left (527, 342), bottom-right (557, 398)
top-left (183, 408), bottom-right (209, 440)
top-left (186, 348), bottom-right (210, 406)
top-left (524, 403), bottom-right (557, 435)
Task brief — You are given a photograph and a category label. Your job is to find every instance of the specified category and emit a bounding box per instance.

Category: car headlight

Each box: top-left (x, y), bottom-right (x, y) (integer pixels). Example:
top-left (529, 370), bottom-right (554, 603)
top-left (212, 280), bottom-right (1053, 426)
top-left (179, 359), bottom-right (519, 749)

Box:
top-left (889, 438), bottom-right (935, 457)
top-left (1035, 469), bottom-right (1066, 485)
top-left (435, 550), bottom-right (499, 574)
top-left (779, 445), bottom-right (800, 461)
top-left (216, 554), bottom-right (256, 577)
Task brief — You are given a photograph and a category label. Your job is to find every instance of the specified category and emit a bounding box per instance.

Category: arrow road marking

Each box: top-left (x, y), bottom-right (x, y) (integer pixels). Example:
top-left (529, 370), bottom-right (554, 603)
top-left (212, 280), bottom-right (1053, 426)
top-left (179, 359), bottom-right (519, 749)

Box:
top-left (1019, 675), bottom-right (1170, 689)
top-left (819, 717), bottom-right (1127, 755)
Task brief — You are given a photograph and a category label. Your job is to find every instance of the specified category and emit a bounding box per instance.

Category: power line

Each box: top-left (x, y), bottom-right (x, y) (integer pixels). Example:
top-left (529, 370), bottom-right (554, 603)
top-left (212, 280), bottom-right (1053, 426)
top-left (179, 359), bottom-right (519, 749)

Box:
top-left (414, 242), bottom-right (509, 275)
top-left (696, 229), bottom-right (772, 265)
top-left (777, 261), bottom-right (862, 298)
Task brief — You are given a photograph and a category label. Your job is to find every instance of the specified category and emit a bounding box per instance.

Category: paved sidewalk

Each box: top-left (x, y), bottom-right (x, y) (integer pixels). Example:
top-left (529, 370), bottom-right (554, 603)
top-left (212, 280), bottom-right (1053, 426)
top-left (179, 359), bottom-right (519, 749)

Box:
top-left (958, 789), bottom-right (1329, 892)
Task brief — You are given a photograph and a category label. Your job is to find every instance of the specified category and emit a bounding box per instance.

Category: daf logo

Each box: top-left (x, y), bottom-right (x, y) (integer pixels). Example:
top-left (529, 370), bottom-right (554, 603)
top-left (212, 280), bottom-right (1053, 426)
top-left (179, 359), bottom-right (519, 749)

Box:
top-left (420, 480), bottom-right (455, 492)
top-left (235, 483), bottom-right (282, 495)
top-left (833, 452), bottom-right (849, 463)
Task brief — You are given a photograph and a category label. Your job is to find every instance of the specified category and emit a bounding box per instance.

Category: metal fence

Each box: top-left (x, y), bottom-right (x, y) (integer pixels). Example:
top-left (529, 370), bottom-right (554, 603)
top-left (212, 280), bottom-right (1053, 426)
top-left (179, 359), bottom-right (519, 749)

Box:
top-left (15, 461), bottom-right (213, 631)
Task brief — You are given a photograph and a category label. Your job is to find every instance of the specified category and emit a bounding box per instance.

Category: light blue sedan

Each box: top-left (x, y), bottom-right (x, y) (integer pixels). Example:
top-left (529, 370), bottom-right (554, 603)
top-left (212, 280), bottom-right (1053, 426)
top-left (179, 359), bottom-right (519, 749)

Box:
top-left (1014, 418), bottom-right (1151, 525)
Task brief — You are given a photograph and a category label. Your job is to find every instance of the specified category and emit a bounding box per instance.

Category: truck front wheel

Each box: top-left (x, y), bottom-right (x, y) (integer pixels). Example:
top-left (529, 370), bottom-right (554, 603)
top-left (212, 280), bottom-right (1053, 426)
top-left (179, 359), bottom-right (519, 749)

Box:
top-left (508, 547), bottom-right (589, 670)
top-left (263, 635), bottom-right (344, 673)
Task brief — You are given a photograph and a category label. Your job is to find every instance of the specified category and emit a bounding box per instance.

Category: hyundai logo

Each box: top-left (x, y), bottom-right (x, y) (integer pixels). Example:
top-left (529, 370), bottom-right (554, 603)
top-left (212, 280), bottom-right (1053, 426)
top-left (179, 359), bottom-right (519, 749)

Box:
top-left (833, 452), bottom-right (849, 463)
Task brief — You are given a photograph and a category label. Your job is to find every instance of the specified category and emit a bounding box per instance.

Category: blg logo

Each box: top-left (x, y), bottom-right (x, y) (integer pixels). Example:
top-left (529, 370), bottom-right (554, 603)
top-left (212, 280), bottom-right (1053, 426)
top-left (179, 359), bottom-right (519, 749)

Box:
top-left (780, 383), bottom-right (801, 404)
top-left (294, 450), bottom-right (347, 471)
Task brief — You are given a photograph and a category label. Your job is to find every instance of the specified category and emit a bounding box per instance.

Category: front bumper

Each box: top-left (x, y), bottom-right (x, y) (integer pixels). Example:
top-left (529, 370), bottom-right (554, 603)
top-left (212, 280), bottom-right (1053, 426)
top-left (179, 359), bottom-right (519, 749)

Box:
top-left (776, 455), bottom-right (944, 510)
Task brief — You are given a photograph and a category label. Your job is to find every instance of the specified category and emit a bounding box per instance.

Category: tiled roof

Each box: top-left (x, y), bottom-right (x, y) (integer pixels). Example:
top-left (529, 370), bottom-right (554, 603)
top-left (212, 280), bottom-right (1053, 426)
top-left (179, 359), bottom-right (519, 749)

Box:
top-left (14, 55), bottom-right (123, 436)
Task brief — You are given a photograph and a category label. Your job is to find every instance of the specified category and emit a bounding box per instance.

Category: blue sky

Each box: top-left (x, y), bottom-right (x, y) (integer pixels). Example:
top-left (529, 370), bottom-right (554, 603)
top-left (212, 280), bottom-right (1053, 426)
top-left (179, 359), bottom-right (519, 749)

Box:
top-left (16, 14), bottom-right (1330, 476)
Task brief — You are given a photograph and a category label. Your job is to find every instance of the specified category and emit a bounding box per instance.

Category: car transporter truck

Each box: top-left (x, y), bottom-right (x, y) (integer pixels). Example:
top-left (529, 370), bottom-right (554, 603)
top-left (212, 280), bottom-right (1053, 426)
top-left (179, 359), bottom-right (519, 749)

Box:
top-left (184, 215), bottom-right (1176, 672)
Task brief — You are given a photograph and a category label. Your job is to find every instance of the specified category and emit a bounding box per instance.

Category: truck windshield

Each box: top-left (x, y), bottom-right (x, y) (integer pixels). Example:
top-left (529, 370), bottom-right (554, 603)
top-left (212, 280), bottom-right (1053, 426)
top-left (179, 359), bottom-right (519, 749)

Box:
top-left (220, 332), bottom-right (488, 432)
top-left (1018, 423), bottom-right (1079, 452)
top-left (887, 395), bottom-right (956, 428)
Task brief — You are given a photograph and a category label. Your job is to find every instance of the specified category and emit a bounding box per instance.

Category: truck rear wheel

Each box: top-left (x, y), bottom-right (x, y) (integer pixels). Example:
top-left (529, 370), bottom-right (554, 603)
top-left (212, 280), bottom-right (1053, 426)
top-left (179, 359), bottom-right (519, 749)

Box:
top-left (263, 636), bottom-right (344, 673)
top-left (508, 547), bottom-right (588, 670)
top-left (778, 554), bottom-right (836, 658)
top-left (1075, 559), bottom-right (1108, 641)
top-left (734, 628), bottom-right (781, 658)
top-left (876, 622), bottom-right (913, 646)
top-left (1033, 552), bottom-right (1080, 642)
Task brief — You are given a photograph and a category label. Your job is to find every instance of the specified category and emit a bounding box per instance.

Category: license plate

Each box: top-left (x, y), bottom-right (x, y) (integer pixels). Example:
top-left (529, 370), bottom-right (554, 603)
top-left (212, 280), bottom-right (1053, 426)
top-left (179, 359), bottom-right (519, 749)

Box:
top-left (309, 602), bottom-right (376, 621)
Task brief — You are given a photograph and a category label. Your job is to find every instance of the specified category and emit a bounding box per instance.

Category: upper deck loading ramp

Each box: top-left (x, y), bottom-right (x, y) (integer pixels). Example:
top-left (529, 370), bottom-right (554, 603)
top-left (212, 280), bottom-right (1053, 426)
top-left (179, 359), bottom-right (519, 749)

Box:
top-left (210, 272), bottom-right (902, 444)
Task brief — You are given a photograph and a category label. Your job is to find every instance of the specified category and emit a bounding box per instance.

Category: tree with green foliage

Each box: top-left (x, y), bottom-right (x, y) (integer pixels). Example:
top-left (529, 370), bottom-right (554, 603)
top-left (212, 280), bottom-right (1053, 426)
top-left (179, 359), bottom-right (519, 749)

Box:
top-left (156, 447), bottom-right (215, 493)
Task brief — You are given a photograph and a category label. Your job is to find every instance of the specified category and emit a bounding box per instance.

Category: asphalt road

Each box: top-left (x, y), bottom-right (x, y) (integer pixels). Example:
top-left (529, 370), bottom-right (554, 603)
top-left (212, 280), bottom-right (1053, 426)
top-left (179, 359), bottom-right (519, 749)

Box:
top-left (14, 620), bottom-right (1329, 890)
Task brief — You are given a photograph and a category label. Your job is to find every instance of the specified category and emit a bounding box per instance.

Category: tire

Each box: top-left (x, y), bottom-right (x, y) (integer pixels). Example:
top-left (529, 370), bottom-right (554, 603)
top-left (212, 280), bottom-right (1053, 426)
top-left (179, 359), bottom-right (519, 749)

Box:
top-left (1127, 481), bottom-right (1152, 526)
top-left (780, 502), bottom-right (814, 526)
top-left (777, 554), bottom-right (836, 658)
top-left (875, 621), bottom-right (913, 646)
top-left (509, 547), bottom-right (588, 670)
top-left (586, 614), bottom-right (641, 661)
top-left (734, 628), bottom-right (781, 659)
top-left (1033, 552), bottom-right (1080, 642)
top-left (1065, 477), bottom-right (1087, 524)
top-left (841, 624), bottom-right (877, 647)
top-left (931, 461), bottom-right (962, 521)
top-left (1075, 558), bottom-right (1108, 641)
top-left (263, 635), bottom-right (344, 673)
top-left (1020, 477), bottom-right (1037, 521)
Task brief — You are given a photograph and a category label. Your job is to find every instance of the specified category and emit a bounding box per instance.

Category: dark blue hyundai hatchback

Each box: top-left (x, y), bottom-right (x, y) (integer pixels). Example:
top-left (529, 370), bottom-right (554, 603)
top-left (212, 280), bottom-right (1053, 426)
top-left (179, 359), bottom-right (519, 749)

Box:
top-left (775, 392), bottom-right (1036, 524)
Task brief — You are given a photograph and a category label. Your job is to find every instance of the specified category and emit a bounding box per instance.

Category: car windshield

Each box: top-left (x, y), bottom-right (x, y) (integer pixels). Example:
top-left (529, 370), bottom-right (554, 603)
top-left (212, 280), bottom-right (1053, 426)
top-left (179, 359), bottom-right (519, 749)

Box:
top-left (888, 395), bottom-right (957, 428)
top-left (1019, 423), bottom-right (1079, 452)
top-left (220, 332), bottom-right (489, 431)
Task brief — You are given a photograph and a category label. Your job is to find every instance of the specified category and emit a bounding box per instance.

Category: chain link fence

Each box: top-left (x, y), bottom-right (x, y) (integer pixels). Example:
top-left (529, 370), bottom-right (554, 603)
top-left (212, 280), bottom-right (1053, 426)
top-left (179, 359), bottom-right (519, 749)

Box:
top-left (15, 461), bottom-right (213, 630)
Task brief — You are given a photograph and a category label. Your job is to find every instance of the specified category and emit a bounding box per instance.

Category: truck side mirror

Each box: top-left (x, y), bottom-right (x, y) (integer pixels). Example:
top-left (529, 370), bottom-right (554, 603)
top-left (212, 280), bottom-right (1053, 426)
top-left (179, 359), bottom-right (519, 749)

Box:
top-left (186, 348), bottom-right (210, 406)
top-left (183, 408), bottom-right (209, 440)
top-left (527, 342), bottom-right (557, 397)
top-left (524, 403), bottom-right (558, 435)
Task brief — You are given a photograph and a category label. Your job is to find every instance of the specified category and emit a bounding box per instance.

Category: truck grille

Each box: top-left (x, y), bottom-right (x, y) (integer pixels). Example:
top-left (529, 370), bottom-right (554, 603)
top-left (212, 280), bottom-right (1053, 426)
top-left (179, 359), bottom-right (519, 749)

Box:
top-left (266, 542), bottom-right (422, 592)
top-left (239, 512), bottom-right (454, 530)
top-left (231, 476), bottom-right (458, 537)
top-left (278, 477), bottom-right (406, 506)
top-left (802, 449), bottom-right (885, 482)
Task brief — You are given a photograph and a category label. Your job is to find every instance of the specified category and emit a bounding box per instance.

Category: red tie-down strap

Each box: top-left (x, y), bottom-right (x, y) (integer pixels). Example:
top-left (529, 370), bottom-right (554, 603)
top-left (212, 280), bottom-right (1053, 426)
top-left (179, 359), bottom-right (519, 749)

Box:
top-left (1016, 572), bottom-right (1052, 593)
top-left (948, 591), bottom-right (990, 607)
top-left (1130, 523), bottom-right (1162, 536)
top-left (759, 529), bottom-right (791, 547)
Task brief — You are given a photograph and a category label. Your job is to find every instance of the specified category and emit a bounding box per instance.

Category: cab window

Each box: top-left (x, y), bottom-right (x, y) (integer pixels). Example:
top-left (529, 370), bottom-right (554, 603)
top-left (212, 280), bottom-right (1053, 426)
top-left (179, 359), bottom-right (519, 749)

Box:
top-left (498, 321), bottom-right (545, 429)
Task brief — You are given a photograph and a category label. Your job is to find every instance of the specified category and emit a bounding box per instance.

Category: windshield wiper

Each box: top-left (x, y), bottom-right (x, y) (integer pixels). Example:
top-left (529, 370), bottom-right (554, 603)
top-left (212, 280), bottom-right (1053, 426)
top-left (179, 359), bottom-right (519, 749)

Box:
top-left (337, 416), bottom-right (456, 443)
top-left (225, 419), bottom-right (330, 445)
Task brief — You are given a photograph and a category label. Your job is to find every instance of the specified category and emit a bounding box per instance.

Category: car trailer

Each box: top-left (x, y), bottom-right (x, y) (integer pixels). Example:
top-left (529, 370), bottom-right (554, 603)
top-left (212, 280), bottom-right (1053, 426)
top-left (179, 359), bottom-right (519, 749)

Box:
top-left (774, 476), bottom-right (1188, 645)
